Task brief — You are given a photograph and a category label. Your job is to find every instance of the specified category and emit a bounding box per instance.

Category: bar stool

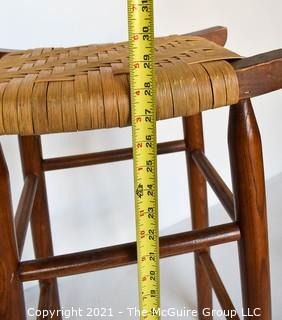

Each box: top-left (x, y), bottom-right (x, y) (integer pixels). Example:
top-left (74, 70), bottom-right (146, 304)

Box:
top-left (0, 26), bottom-right (281, 319)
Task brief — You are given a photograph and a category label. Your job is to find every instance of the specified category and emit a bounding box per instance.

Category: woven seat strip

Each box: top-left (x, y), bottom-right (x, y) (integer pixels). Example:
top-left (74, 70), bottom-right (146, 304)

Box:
top-left (0, 34), bottom-right (241, 135)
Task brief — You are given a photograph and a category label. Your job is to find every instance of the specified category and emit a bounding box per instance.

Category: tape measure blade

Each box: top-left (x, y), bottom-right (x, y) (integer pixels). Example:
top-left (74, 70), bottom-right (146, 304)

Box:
top-left (127, 0), bottom-right (160, 319)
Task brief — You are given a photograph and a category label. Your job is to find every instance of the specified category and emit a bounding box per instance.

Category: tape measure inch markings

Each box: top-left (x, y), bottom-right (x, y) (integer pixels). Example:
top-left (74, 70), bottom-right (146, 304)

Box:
top-left (127, 0), bottom-right (160, 319)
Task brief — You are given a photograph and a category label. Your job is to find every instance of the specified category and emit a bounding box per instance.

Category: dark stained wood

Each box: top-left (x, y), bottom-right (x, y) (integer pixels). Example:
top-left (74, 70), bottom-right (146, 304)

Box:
top-left (199, 252), bottom-right (240, 320)
top-left (233, 49), bottom-right (282, 99)
top-left (42, 139), bottom-right (186, 171)
top-left (192, 150), bottom-right (235, 220)
top-left (186, 26), bottom-right (227, 46)
top-left (234, 49), bottom-right (281, 69)
top-left (19, 222), bottom-right (240, 282)
top-left (183, 114), bottom-right (213, 320)
top-left (0, 144), bottom-right (26, 319)
top-left (0, 49), bottom-right (15, 58)
top-left (15, 174), bottom-right (38, 258)
top-left (18, 136), bottom-right (61, 320)
top-left (228, 99), bottom-right (272, 319)
top-left (37, 280), bottom-right (53, 320)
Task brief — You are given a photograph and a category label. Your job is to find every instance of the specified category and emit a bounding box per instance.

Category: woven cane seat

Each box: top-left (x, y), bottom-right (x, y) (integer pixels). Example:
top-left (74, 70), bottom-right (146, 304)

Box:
top-left (0, 34), bottom-right (241, 135)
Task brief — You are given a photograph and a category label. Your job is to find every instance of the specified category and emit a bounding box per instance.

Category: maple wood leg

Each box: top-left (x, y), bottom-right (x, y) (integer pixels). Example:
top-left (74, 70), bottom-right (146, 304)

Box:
top-left (0, 144), bottom-right (26, 319)
top-left (183, 114), bottom-right (213, 320)
top-left (228, 99), bottom-right (272, 319)
top-left (18, 136), bottom-right (61, 320)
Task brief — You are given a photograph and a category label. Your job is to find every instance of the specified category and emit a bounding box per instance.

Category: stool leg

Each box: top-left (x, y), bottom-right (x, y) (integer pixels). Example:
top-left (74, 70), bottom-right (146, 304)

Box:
top-left (18, 136), bottom-right (61, 319)
top-left (183, 114), bottom-right (213, 320)
top-left (228, 99), bottom-right (272, 319)
top-left (0, 144), bottom-right (26, 319)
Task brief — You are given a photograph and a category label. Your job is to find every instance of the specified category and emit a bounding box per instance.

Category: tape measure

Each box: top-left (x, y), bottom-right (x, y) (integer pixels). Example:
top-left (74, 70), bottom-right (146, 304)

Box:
top-left (127, 0), bottom-right (160, 319)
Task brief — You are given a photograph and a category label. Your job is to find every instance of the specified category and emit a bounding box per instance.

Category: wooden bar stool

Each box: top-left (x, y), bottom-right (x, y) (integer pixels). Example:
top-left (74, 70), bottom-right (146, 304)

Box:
top-left (0, 26), bottom-right (281, 319)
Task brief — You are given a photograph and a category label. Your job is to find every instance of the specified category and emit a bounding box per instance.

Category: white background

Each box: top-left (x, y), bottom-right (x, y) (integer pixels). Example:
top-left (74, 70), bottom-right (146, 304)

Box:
top-left (0, 0), bottom-right (281, 263)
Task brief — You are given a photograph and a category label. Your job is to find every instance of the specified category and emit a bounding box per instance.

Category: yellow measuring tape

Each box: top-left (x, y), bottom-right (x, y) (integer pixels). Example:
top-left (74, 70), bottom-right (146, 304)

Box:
top-left (127, 0), bottom-right (160, 319)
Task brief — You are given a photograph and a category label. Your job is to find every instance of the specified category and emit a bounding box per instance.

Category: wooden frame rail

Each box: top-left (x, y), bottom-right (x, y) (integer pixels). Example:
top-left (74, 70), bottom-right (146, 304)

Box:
top-left (233, 49), bottom-right (282, 99)
top-left (186, 26), bottom-right (227, 46)
top-left (19, 222), bottom-right (240, 282)
top-left (0, 48), bottom-right (16, 58)
top-left (15, 174), bottom-right (38, 258)
top-left (42, 139), bottom-right (186, 171)
top-left (191, 150), bottom-right (235, 220)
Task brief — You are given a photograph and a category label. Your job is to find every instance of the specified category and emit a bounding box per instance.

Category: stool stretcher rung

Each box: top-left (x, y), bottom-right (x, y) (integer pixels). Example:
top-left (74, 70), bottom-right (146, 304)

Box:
top-left (15, 174), bottom-right (38, 258)
top-left (42, 139), bottom-right (186, 171)
top-left (191, 150), bottom-right (235, 220)
top-left (19, 222), bottom-right (240, 282)
top-left (199, 252), bottom-right (240, 320)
